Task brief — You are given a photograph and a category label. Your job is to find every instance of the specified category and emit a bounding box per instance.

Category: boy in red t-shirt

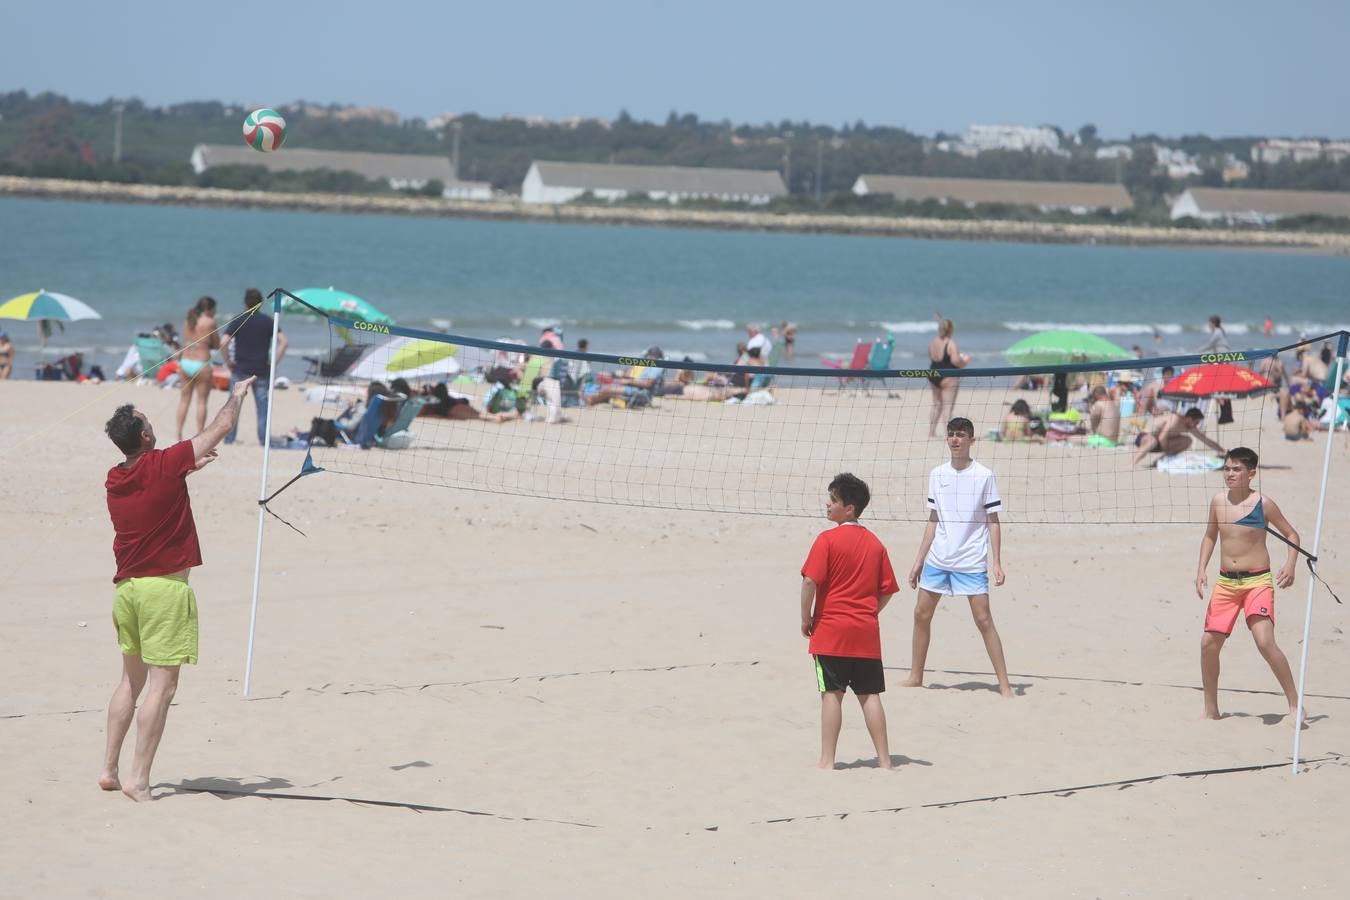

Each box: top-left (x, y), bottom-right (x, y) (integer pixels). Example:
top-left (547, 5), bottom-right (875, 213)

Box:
top-left (801, 473), bottom-right (899, 770)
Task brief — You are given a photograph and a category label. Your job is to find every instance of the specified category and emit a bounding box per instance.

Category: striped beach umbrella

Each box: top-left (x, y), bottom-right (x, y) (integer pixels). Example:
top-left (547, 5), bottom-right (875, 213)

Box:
top-left (0, 289), bottom-right (102, 354)
top-left (0, 289), bottom-right (102, 323)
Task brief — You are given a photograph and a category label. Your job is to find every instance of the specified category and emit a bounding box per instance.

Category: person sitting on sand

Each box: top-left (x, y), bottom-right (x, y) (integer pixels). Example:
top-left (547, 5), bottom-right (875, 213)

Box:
top-left (1283, 410), bottom-right (1315, 441)
top-left (1137, 366), bottom-right (1175, 417)
top-left (1131, 407), bottom-right (1225, 465)
top-left (482, 368), bottom-right (527, 420)
top-left (1087, 386), bottom-right (1121, 448)
top-left (999, 399), bottom-right (1044, 442)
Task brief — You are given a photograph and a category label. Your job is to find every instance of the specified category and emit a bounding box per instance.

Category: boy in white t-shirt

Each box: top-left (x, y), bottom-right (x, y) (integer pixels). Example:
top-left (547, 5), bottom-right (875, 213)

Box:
top-left (902, 416), bottom-right (1013, 697)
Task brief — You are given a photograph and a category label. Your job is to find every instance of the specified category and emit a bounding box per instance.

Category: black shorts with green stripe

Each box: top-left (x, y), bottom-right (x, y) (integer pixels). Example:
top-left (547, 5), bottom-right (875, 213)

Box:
top-left (813, 655), bottom-right (885, 694)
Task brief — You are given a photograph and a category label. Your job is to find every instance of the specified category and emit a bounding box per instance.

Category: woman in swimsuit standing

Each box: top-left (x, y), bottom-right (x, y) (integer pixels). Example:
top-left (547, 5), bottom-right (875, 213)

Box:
top-left (927, 317), bottom-right (970, 437)
top-left (176, 296), bottom-right (218, 440)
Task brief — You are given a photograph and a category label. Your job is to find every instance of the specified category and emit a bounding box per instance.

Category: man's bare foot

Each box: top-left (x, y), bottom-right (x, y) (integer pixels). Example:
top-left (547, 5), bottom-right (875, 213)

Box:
top-left (999, 686), bottom-right (1014, 699)
top-left (877, 759), bottom-right (894, 770)
top-left (97, 769), bottom-right (120, 791)
top-left (899, 678), bottom-right (924, 688)
top-left (816, 760), bottom-right (834, 770)
top-left (1203, 710), bottom-right (1222, 720)
top-left (121, 782), bottom-right (151, 802)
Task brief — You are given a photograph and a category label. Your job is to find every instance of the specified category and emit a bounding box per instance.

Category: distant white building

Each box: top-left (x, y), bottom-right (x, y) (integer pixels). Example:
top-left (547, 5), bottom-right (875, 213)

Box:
top-left (1170, 187), bottom-right (1350, 224)
top-left (1095, 144), bottom-right (1134, 161)
top-left (1252, 139), bottom-right (1350, 164)
top-left (520, 161), bottom-right (787, 205)
top-left (1252, 139), bottom-right (1326, 164)
top-left (963, 124), bottom-right (1063, 155)
top-left (1153, 146), bottom-right (1202, 179)
top-left (852, 174), bottom-right (1133, 214)
top-left (190, 144), bottom-right (492, 199)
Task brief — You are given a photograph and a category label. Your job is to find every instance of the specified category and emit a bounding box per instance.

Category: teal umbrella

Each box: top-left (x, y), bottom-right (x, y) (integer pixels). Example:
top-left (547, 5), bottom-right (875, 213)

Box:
top-left (1004, 330), bottom-right (1132, 367)
top-left (283, 287), bottom-right (394, 325)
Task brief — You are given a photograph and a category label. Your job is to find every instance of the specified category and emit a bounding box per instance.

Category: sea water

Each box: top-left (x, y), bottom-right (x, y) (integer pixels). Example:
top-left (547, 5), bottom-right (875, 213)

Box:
top-left (2, 196), bottom-right (1347, 379)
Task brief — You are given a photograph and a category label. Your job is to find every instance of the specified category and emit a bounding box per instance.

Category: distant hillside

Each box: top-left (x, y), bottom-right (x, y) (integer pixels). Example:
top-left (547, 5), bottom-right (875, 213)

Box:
top-left (2, 90), bottom-right (1347, 205)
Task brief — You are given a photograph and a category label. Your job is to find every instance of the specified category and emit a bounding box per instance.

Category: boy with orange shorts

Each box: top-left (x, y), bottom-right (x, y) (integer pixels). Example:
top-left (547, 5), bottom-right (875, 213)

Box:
top-left (1195, 447), bottom-right (1302, 719)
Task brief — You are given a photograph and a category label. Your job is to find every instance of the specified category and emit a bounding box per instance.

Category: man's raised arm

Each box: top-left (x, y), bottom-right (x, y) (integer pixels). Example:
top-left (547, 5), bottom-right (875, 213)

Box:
top-left (191, 375), bottom-right (256, 458)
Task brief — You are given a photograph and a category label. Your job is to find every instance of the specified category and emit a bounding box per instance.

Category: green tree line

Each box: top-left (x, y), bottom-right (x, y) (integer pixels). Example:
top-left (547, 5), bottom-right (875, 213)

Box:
top-left (2, 90), bottom-right (1347, 225)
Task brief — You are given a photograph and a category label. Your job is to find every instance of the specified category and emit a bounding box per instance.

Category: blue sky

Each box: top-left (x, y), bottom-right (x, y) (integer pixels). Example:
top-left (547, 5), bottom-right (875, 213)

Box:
top-left (5, 0), bottom-right (1346, 138)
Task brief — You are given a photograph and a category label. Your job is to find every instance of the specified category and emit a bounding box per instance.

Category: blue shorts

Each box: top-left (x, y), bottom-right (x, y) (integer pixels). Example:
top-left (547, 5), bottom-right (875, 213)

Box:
top-left (919, 563), bottom-right (989, 597)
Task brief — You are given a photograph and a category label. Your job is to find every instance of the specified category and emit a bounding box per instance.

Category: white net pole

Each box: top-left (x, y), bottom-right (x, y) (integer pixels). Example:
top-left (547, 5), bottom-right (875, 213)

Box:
top-left (242, 293), bottom-right (284, 697)
top-left (1291, 336), bottom-right (1347, 773)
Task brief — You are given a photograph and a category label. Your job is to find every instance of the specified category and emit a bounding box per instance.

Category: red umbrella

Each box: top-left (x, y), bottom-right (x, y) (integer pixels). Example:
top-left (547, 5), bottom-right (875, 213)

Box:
top-left (1160, 363), bottom-right (1274, 399)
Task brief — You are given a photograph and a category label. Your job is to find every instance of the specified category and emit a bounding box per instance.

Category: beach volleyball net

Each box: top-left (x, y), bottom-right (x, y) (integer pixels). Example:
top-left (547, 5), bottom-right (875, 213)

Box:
top-left (279, 293), bottom-right (1326, 527)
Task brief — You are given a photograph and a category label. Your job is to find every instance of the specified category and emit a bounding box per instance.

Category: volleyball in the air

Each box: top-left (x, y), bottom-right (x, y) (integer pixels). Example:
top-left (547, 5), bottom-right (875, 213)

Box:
top-left (243, 108), bottom-right (287, 152)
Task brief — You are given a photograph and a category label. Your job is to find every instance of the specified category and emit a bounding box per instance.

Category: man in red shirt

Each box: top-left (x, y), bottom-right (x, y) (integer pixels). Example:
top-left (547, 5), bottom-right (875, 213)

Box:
top-left (99, 375), bottom-right (255, 802)
top-left (800, 473), bottom-right (899, 770)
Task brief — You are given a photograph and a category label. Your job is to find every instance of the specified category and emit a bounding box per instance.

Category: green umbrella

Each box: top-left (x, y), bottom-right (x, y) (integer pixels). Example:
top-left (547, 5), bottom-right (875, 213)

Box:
top-left (1004, 330), bottom-right (1132, 367)
top-left (283, 287), bottom-right (394, 325)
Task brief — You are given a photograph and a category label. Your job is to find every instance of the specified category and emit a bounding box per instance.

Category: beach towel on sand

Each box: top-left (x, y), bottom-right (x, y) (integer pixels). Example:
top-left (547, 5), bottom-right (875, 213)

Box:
top-left (1156, 452), bottom-right (1223, 475)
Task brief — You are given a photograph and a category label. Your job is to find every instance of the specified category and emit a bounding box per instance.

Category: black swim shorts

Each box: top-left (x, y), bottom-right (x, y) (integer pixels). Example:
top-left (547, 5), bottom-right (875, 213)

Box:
top-left (813, 655), bottom-right (886, 694)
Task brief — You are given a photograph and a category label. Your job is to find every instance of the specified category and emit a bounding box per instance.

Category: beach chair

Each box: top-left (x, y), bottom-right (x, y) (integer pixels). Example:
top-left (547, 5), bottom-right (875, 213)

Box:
top-left (134, 334), bottom-right (170, 380)
top-left (304, 343), bottom-right (367, 380)
top-left (865, 335), bottom-right (897, 396)
top-left (823, 340), bottom-right (871, 393)
top-left (378, 396), bottom-right (431, 448)
top-left (353, 395), bottom-right (402, 449)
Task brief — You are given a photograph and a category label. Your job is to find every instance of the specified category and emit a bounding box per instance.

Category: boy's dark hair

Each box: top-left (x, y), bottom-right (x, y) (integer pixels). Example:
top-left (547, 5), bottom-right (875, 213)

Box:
top-left (828, 472), bottom-right (870, 517)
top-left (1225, 447), bottom-right (1259, 469)
top-left (244, 287), bottom-right (264, 308)
top-left (105, 404), bottom-right (144, 454)
top-left (1184, 407), bottom-right (1204, 421)
top-left (577, 338), bottom-right (589, 351)
top-left (1162, 365), bottom-right (1175, 377)
top-left (946, 416), bottom-right (975, 437)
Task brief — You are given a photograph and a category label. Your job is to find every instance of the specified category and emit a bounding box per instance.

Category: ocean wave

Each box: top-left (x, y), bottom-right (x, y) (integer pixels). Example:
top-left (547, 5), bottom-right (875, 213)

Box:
top-left (877, 321), bottom-right (939, 333)
top-left (677, 319), bottom-right (736, 331)
top-left (509, 316), bottom-right (570, 330)
top-left (1001, 322), bottom-right (1184, 335)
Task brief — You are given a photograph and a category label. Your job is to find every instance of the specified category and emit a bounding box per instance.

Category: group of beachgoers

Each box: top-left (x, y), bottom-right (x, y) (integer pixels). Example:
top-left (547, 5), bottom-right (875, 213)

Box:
top-left (924, 313), bottom-right (1348, 464)
top-left (801, 425), bottom-right (1307, 770)
top-left (91, 305), bottom-right (1329, 795)
top-left (104, 290), bottom-right (284, 446)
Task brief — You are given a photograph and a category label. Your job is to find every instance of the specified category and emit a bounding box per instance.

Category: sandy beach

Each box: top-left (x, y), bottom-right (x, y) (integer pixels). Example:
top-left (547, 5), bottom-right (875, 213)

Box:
top-left (2, 378), bottom-right (1347, 898)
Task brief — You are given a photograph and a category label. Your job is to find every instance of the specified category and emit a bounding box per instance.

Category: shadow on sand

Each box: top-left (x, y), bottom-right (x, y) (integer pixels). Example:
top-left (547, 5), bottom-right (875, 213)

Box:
top-left (925, 679), bottom-right (1032, 697)
top-left (834, 754), bottom-right (934, 770)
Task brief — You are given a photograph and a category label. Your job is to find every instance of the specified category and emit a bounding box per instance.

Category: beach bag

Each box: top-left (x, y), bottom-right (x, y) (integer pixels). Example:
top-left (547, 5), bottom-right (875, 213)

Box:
top-left (486, 386), bottom-right (519, 415)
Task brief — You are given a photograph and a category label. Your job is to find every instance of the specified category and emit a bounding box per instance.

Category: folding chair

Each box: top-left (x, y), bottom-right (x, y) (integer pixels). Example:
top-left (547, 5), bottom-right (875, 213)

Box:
top-left (823, 340), bottom-right (871, 393)
top-left (134, 334), bottom-right (170, 380)
top-left (866, 335), bottom-right (897, 396)
top-left (304, 344), bottom-right (368, 380)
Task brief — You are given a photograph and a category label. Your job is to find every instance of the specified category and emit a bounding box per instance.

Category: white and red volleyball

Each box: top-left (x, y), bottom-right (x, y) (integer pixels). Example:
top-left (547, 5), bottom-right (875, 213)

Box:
top-left (242, 108), bottom-right (287, 152)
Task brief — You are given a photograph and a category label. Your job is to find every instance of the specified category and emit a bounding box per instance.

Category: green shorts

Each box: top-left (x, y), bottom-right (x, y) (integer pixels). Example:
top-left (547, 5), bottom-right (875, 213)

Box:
top-left (1087, 433), bottom-right (1118, 448)
top-left (113, 574), bottom-right (199, 666)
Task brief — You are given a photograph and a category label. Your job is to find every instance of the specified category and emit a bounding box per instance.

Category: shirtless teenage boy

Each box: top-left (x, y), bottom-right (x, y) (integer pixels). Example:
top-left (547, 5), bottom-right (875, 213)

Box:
top-left (1195, 447), bottom-right (1302, 720)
